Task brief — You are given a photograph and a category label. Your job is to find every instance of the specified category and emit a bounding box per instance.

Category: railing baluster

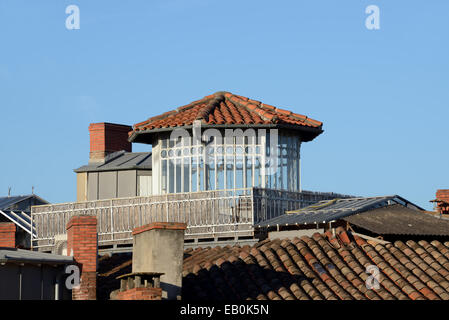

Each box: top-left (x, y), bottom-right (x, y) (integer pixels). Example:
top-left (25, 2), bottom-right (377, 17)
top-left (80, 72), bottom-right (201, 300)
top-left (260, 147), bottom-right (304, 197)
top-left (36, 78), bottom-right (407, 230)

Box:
top-left (110, 200), bottom-right (114, 241)
top-left (31, 188), bottom-right (349, 251)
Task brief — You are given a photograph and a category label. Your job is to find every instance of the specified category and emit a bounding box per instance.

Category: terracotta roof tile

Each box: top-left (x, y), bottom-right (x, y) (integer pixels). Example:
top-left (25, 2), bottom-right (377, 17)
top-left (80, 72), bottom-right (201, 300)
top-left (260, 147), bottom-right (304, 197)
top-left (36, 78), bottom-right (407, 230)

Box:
top-left (98, 233), bottom-right (449, 300)
top-left (130, 92), bottom-right (323, 140)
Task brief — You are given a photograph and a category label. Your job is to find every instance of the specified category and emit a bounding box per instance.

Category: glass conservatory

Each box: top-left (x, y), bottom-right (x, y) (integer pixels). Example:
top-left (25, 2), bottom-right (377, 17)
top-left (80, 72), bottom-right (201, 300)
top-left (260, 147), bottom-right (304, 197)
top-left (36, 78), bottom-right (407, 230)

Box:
top-left (155, 130), bottom-right (302, 195)
top-left (31, 92), bottom-right (332, 252)
top-left (129, 91), bottom-right (324, 197)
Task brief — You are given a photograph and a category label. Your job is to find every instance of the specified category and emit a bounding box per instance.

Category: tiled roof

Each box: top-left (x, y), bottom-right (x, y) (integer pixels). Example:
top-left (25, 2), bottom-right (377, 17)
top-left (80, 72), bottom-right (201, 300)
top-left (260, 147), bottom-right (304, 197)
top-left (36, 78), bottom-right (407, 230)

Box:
top-left (129, 92), bottom-right (323, 143)
top-left (98, 228), bottom-right (449, 300)
top-left (344, 204), bottom-right (449, 236)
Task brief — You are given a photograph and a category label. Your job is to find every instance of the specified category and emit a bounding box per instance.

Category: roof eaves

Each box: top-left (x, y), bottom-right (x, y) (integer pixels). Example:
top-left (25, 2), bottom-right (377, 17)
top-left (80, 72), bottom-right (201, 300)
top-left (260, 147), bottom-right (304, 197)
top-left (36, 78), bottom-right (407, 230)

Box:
top-left (129, 123), bottom-right (323, 144)
top-left (0, 249), bottom-right (74, 265)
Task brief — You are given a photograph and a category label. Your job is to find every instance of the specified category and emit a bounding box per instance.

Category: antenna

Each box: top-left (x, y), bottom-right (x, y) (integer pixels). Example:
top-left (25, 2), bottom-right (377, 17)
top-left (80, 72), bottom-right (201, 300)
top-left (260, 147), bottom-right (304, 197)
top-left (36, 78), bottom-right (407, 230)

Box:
top-left (8, 187), bottom-right (11, 197)
top-left (32, 186), bottom-right (35, 195)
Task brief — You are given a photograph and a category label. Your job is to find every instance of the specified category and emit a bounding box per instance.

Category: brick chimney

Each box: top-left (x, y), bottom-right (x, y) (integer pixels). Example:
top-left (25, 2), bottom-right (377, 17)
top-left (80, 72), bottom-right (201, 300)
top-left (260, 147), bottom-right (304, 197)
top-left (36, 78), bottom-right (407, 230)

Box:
top-left (0, 222), bottom-right (16, 247)
top-left (132, 222), bottom-right (186, 300)
top-left (89, 122), bottom-right (132, 163)
top-left (66, 215), bottom-right (98, 300)
top-left (435, 189), bottom-right (449, 215)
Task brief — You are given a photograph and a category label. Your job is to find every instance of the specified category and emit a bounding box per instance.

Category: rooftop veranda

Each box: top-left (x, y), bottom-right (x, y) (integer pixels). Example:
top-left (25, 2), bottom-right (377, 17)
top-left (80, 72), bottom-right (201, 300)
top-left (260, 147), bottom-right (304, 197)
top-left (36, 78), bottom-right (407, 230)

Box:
top-left (33, 92), bottom-right (333, 252)
top-left (31, 188), bottom-right (351, 253)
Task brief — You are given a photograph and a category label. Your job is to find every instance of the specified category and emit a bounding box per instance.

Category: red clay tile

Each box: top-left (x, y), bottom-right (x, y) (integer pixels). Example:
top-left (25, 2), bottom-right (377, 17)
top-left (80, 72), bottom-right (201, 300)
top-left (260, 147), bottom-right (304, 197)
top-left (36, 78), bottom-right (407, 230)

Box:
top-left (130, 92), bottom-right (323, 136)
top-left (98, 232), bottom-right (449, 300)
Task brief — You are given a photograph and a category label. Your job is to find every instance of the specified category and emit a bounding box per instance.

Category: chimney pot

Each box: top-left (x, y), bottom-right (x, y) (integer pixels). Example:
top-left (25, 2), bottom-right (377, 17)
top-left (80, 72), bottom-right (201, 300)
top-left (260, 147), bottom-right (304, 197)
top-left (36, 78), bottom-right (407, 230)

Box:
top-left (131, 222), bottom-right (186, 300)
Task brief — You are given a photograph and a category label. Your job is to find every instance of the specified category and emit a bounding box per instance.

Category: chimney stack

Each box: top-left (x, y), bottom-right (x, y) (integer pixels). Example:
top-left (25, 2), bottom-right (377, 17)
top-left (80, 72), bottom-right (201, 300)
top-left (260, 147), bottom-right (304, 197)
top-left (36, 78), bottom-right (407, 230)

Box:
top-left (66, 215), bottom-right (98, 300)
top-left (435, 189), bottom-right (449, 215)
top-left (0, 223), bottom-right (16, 247)
top-left (132, 222), bottom-right (186, 300)
top-left (88, 122), bottom-right (132, 163)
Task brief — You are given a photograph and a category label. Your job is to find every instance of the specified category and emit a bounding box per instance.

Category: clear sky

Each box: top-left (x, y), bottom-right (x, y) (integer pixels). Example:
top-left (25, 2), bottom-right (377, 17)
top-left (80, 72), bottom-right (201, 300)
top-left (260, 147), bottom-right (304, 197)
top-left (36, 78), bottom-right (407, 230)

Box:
top-left (0, 1), bottom-right (448, 210)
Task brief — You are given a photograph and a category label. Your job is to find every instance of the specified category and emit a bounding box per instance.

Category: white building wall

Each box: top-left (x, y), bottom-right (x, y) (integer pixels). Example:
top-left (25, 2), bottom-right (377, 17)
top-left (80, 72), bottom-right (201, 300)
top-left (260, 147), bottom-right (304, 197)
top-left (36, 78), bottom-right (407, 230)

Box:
top-left (152, 139), bottom-right (161, 195)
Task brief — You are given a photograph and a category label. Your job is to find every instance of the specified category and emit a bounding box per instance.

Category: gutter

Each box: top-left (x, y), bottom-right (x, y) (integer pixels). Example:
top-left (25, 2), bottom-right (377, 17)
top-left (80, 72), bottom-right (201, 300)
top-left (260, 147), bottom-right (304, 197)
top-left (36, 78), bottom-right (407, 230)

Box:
top-left (0, 257), bottom-right (74, 265)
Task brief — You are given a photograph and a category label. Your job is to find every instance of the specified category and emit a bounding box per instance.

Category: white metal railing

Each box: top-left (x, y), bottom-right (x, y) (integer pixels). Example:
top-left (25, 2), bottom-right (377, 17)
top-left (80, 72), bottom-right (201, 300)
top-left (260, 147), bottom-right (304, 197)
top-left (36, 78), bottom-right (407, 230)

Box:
top-left (31, 188), bottom-right (350, 250)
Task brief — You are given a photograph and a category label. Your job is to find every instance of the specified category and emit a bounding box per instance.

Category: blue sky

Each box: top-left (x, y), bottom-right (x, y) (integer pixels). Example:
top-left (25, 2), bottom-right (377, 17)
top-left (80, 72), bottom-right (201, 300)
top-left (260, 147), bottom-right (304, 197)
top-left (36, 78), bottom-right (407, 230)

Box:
top-left (0, 1), bottom-right (448, 209)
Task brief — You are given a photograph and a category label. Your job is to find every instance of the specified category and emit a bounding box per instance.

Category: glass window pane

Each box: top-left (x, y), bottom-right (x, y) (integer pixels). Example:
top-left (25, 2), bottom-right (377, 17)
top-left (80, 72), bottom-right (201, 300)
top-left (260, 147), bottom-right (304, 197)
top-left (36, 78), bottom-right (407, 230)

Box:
top-left (277, 144), bottom-right (282, 189)
top-left (176, 159), bottom-right (182, 193)
top-left (199, 157), bottom-right (204, 191)
top-left (282, 154), bottom-right (288, 190)
top-left (226, 156), bottom-right (234, 190)
top-left (254, 157), bottom-right (260, 187)
top-left (183, 135), bottom-right (191, 147)
top-left (206, 158), bottom-right (215, 190)
top-left (191, 157), bottom-right (197, 192)
top-left (236, 155), bottom-right (243, 189)
top-left (282, 134), bottom-right (288, 148)
top-left (169, 159), bottom-right (174, 193)
top-left (217, 156), bottom-right (224, 190)
top-left (297, 157), bottom-right (300, 191)
top-left (245, 156), bottom-right (252, 188)
top-left (288, 146), bottom-right (293, 191)
top-left (292, 157), bottom-right (297, 192)
top-left (183, 158), bottom-right (190, 192)
top-left (161, 160), bottom-right (167, 193)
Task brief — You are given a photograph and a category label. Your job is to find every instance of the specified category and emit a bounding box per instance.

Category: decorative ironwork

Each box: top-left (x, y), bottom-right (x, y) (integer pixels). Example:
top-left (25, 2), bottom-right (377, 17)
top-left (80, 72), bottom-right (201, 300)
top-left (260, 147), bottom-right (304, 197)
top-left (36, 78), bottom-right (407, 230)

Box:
top-left (31, 188), bottom-right (349, 251)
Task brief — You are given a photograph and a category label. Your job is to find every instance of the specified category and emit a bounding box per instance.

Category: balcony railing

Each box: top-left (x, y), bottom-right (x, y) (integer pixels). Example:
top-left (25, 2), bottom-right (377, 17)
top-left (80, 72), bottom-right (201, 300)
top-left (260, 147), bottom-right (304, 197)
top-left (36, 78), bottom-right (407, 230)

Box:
top-left (31, 188), bottom-right (350, 251)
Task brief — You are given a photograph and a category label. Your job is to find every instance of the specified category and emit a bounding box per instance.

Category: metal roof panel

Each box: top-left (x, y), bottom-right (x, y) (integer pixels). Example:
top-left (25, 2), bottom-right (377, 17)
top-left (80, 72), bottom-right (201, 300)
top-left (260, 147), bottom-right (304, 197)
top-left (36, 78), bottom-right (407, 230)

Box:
top-left (74, 152), bottom-right (152, 173)
top-left (257, 195), bottom-right (424, 227)
top-left (0, 195), bottom-right (32, 211)
top-left (0, 248), bottom-right (74, 264)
